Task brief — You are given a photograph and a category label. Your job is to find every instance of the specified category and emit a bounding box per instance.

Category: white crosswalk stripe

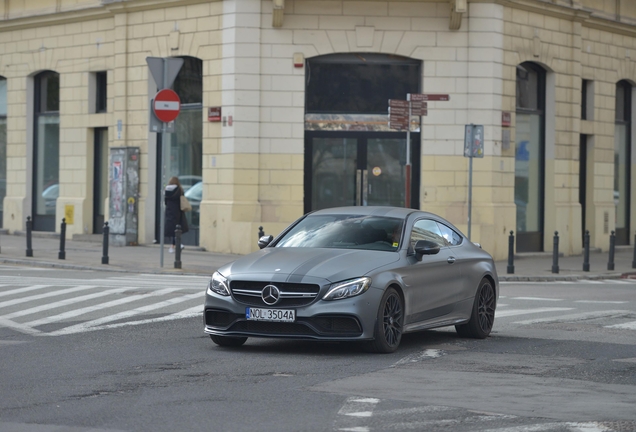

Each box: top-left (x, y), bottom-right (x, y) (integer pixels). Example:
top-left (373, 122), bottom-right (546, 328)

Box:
top-left (333, 398), bottom-right (619, 432)
top-left (0, 274), bottom-right (207, 336)
top-left (500, 279), bottom-right (636, 284)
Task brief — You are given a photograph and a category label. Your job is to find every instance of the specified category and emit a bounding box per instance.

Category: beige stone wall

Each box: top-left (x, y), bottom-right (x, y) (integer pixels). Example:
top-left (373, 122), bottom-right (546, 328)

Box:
top-left (0, 9), bottom-right (114, 235)
top-left (1, 0), bottom-right (636, 261)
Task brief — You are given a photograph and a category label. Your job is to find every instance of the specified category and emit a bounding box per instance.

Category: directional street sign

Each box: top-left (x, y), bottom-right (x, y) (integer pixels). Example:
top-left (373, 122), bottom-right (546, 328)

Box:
top-left (389, 99), bottom-right (409, 108)
top-left (153, 89), bottom-right (181, 123)
top-left (410, 101), bottom-right (428, 116)
top-left (409, 93), bottom-right (450, 102)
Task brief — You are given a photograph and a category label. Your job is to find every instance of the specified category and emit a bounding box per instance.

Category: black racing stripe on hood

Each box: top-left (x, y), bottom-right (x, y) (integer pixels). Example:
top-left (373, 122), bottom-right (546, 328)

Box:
top-left (285, 250), bottom-right (353, 283)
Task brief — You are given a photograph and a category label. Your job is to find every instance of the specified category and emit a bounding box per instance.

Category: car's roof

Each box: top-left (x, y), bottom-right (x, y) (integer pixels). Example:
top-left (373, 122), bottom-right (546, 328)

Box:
top-left (310, 206), bottom-right (438, 220)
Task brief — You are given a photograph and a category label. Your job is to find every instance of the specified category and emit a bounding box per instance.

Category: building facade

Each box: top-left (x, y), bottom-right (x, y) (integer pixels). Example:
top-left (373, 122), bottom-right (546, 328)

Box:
top-left (0, 0), bottom-right (635, 260)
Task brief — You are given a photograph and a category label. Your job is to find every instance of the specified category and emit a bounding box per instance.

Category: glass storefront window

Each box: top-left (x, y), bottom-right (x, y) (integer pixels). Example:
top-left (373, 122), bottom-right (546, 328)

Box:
top-left (0, 77), bottom-right (6, 226)
top-left (306, 54), bottom-right (421, 114)
top-left (515, 62), bottom-right (545, 252)
top-left (33, 71), bottom-right (60, 231)
top-left (34, 115), bottom-right (60, 216)
top-left (614, 80), bottom-right (631, 244)
top-left (160, 57), bottom-right (202, 244)
top-left (311, 138), bottom-right (358, 210)
top-left (515, 113), bottom-right (542, 233)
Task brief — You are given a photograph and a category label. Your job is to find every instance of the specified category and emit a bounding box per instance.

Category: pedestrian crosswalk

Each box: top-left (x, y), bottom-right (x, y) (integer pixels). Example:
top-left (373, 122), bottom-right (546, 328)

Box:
top-left (1, 273), bottom-right (634, 337)
top-left (495, 293), bottom-right (635, 331)
top-left (0, 274), bottom-right (209, 336)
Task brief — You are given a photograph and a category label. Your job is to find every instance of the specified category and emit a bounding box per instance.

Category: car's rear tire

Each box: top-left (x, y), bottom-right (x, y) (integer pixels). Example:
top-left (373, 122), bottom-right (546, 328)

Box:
top-left (366, 287), bottom-right (404, 353)
top-left (209, 334), bottom-right (248, 347)
top-left (455, 278), bottom-right (496, 339)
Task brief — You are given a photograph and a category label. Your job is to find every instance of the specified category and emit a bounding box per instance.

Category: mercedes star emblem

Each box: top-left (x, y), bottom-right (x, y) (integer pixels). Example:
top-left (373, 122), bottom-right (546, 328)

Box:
top-left (261, 284), bottom-right (281, 305)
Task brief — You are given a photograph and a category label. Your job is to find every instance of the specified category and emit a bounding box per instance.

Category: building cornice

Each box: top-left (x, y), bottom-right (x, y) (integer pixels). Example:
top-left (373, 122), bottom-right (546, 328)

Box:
top-left (473, 0), bottom-right (636, 38)
top-left (1, 0), bottom-right (635, 39)
top-left (0, 0), bottom-right (214, 33)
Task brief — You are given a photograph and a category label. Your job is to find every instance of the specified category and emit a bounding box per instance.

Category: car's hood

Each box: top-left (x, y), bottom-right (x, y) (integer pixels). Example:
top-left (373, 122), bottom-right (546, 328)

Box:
top-left (220, 248), bottom-right (400, 283)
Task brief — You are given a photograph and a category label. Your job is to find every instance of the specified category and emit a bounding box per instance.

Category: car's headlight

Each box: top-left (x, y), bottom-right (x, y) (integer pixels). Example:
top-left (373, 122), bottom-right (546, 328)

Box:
top-left (207, 272), bottom-right (230, 296)
top-left (322, 277), bottom-right (371, 301)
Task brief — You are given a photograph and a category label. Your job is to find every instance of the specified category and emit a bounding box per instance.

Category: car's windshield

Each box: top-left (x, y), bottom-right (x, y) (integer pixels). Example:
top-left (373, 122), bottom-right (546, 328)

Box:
top-left (276, 215), bottom-right (403, 251)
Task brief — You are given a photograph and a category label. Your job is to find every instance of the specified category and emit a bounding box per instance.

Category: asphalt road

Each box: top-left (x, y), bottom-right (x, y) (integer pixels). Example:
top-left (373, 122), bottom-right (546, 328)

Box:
top-left (0, 265), bottom-right (635, 432)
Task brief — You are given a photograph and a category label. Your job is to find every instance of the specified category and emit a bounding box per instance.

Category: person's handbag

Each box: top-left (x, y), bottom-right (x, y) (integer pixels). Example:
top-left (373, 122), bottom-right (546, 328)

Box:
top-left (180, 195), bottom-right (192, 212)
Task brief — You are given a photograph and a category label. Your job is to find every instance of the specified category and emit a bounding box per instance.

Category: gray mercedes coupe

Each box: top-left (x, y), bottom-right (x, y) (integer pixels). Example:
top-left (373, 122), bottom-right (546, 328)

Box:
top-left (204, 206), bottom-right (498, 353)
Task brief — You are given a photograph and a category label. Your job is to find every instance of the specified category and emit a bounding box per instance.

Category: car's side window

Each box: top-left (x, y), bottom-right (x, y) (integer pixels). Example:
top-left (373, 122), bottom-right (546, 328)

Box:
top-left (410, 219), bottom-right (448, 249)
top-left (436, 222), bottom-right (463, 246)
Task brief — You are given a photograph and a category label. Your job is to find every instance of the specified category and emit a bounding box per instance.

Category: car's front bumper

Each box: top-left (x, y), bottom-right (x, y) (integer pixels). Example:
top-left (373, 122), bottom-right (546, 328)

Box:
top-left (203, 287), bottom-right (384, 341)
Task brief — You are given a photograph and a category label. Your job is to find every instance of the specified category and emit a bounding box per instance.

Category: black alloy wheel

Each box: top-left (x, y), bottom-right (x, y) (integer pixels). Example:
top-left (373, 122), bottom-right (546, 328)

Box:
top-left (367, 287), bottom-right (404, 353)
top-left (455, 278), bottom-right (496, 339)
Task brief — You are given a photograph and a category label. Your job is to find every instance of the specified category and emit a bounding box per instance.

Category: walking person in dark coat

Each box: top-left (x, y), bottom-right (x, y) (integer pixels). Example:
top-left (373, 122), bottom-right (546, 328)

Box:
top-left (164, 176), bottom-right (189, 253)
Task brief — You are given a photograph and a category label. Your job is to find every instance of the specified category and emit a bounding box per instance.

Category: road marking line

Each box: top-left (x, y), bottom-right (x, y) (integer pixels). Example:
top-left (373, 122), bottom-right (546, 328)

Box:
top-left (606, 320), bottom-right (636, 330)
top-left (0, 285), bottom-right (52, 298)
top-left (514, 310), bottom-right (632, 325)
top-left (510, 297), bottom-right (563, 301)
top-left (87, 306), bottom-right (202, 331)
top-left (495, 307), bottom-right (573, 318)
top-left (0, 286), bottom-right (98, 309)
top-left (25, 288), bottom-right (179, 327)
top-left (575, 300), bottom-right (628, 304)
top-left (0, 317), bottom-right (41, 335)
top-left (45, 292), bottom-right (202, 335)
top-left (0, 288), bottom-right (130, 319)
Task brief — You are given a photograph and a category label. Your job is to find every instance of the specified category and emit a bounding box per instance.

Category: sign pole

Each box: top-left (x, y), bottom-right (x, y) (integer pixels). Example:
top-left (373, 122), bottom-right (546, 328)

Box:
top-left (468, 149), bottom-right (473, 241)
top-left (406, 95), bottom-right (412, 208)
top-left (159, 59), bottom-right (169, 268)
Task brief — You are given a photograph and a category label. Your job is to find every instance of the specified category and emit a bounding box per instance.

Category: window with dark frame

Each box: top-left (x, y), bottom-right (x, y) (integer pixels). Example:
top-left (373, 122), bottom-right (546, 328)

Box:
top-left (581, 79), bottom-right (589, 120)
top-left (95, 71), bottom-right (107, 113)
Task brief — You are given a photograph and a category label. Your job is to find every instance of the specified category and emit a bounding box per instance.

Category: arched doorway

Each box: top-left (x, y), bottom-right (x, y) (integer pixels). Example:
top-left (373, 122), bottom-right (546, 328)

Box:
top-left (303, 53), bottom-right (422, 212)
top-left (155, 56), bottom-right (203, 245)
top-left (32, 70), bottom-right (60, 232)
top-left (515, 62), bottom-right (546, 252)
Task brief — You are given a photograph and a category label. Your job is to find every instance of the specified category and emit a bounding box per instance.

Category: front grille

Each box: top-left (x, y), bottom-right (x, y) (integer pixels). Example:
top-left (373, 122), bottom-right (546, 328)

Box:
top-left (223, 315), bottom-right (363, 338)
top-left (230, 281), bottom-right (320, 307)
top-left (231, 320), bottom-right (317, 335)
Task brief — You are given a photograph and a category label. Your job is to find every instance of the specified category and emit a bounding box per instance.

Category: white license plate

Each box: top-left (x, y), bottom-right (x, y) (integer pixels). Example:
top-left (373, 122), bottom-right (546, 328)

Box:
top-left (246, 307), bottom-right (296, 322)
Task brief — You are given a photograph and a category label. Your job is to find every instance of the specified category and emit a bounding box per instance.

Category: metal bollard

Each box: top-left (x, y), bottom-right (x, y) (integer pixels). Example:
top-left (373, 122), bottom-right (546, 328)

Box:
top-left (58, 218), bottom-right (66, 260)
top-left (102, 222), bottom-right (109, 265)
top-left (174, 224), bottom-right (182, 269)
top-left (258, 226), bottom-right (265, 238)
top-left (608, 230), bottom-right (616, 271)
top-left (583, 230), bottom-right (590, 272)
top-left (507, 231), bottom-right (515, 274)
top-left (26, 216), bottom-right (33, 257)
top-left (552, 231), bottom-right (559, 274)
top-left (632, 232), bottom-right (636, 269)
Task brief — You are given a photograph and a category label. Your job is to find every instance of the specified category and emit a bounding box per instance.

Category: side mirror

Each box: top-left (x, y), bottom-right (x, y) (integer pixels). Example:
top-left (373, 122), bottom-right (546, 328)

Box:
top-left (258, 235), bottom-right (274, 249)
top-left (414, 240), bottom-right (440, 259)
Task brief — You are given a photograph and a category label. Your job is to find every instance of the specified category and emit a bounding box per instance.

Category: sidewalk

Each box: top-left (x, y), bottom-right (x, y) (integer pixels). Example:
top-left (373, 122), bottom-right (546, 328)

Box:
top-left (1, 229), bottom-right (635, 281)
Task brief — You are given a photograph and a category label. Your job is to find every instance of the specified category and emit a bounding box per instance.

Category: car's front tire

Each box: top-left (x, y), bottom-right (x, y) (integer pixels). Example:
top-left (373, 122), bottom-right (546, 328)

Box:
top-left (209, 334), bottom-right (248, 347)
top-left (366, 287), bottom-right (404, 353)
top-left (455, 278), bottom-right (496, 339)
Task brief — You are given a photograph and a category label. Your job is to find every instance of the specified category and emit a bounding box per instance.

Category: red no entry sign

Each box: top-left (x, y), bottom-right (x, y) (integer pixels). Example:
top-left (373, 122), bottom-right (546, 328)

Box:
top-left (153, 89), bottom-right (181, 122)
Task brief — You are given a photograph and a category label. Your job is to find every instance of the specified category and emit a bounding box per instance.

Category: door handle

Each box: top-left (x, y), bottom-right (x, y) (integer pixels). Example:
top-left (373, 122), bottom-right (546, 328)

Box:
top-left (447, 256), bottom-right (456, 264)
